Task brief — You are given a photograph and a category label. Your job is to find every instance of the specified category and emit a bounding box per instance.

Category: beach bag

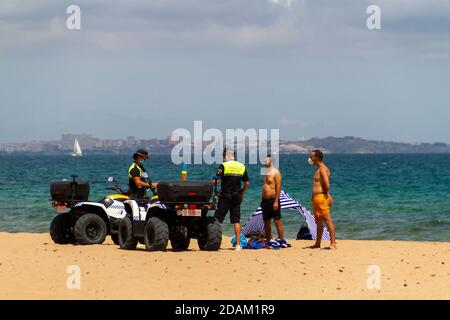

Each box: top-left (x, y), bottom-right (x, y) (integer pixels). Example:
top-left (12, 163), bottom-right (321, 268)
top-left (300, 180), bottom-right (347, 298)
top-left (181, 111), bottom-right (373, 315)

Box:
top-left (296, 225), bottom-right (312, 240)
top-left (231, 234), bottom-right (248, 247)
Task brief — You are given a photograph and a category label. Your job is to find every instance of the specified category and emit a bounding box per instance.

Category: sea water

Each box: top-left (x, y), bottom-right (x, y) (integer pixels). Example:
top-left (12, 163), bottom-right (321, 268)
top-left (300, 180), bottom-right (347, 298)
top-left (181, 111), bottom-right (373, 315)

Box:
top-left (0, 154), bottom-right (449, 241)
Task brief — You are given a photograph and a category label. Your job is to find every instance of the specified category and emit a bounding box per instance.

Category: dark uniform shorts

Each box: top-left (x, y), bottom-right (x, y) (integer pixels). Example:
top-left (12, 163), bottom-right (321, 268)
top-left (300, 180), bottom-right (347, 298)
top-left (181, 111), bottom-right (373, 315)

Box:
top-left (214, 192), bottom-right (242, 224)
top-left (260, 198), bottom-right (282, 221)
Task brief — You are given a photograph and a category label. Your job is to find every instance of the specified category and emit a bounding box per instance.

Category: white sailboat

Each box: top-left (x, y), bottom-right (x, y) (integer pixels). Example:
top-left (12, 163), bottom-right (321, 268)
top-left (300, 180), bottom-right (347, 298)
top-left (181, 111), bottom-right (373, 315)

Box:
top-left (71, 138), bottom-right (83, 157)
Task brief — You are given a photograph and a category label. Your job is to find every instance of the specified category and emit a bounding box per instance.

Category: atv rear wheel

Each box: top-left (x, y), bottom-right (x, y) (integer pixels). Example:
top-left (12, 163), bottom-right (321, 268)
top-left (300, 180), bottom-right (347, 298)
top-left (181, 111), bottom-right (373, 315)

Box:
top-left (118, 216), bottom-right (138, 250)
top-left (144, 217), bottom-right (169, 251)
top-left (50, 213), bottom-right (75, 244)
top-left (170, 237), bottom-right (191, 251)
top-left (198, 217), bottom-right (222, 251)
top-left (74, 214), bottom-right (107, 245)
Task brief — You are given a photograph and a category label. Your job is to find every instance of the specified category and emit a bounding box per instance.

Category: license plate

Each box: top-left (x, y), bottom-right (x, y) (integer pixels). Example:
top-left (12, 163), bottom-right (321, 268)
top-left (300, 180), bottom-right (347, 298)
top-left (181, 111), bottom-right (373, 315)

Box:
top-left (178, 209), bottom-right (202, 217)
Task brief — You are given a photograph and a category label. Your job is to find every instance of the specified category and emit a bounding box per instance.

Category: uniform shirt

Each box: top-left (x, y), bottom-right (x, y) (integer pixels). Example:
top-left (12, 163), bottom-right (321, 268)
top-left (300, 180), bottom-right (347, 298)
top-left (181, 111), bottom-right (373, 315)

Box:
top-left (128, 162), bottom-right (147, 197)
top-left (216, 161), bottom-right (249, 193)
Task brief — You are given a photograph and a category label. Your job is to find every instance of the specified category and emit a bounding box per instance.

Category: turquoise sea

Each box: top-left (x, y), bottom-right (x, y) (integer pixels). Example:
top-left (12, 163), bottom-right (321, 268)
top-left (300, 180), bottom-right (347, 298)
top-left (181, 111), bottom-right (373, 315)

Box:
top-left (0, 154), bottom-right (449, 241)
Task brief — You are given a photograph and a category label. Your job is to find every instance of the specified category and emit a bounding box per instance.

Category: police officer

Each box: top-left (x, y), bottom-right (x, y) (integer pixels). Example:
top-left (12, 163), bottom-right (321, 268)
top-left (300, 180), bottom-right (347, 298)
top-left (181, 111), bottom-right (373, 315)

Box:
top-left (128, 149), bottom-right (158, 199)
top-left (214, 148), bottom-right (250, 251)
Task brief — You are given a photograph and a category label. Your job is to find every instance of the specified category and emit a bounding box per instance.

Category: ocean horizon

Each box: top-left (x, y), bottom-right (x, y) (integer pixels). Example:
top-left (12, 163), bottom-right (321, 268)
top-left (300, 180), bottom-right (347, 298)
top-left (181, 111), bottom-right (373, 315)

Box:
top-left (1, 153), bottom-right (449, 242)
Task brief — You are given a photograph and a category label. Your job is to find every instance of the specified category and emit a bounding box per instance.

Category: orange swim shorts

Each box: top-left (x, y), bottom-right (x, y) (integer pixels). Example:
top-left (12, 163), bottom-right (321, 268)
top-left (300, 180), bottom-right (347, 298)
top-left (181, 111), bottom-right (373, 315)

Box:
top-left (312, 194), bottom-right (331, 217)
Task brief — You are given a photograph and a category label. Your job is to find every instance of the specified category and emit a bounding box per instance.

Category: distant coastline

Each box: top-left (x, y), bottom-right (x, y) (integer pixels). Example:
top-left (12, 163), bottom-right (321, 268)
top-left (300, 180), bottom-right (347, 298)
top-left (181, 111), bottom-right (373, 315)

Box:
top-left (1, 134), bottom-right (450, 154)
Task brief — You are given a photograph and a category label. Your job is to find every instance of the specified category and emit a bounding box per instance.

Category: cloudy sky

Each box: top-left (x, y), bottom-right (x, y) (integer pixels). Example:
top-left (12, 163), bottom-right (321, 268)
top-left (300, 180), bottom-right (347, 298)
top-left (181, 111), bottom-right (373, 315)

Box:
top-left (1, 0), bottom-right (450, 143)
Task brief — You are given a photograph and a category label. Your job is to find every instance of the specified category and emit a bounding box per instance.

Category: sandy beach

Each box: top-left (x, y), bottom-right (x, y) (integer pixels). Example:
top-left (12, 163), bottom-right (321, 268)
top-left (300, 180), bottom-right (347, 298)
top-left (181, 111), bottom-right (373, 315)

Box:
top-left (0, 232), bottom-right (449, 300)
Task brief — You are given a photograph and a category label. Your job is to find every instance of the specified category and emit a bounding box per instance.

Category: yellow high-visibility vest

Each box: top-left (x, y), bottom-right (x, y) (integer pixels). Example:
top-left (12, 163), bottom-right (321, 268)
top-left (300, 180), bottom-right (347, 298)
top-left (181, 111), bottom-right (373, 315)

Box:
top-left (223, 160), bottom-right (246, 176)
top-left (128, 162), bottom-right (143, 179)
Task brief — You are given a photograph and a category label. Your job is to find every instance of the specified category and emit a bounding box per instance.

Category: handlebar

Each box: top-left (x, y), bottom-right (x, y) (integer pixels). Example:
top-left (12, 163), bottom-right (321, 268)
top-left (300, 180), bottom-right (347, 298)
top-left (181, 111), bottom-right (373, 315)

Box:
top-left (147, 186), bottom-right (157, 196)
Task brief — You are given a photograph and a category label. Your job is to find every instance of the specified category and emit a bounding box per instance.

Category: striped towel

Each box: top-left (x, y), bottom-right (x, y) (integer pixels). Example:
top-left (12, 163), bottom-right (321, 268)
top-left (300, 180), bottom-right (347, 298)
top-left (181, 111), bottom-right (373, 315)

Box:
top-left (242, 190), bottom-right (330, 241)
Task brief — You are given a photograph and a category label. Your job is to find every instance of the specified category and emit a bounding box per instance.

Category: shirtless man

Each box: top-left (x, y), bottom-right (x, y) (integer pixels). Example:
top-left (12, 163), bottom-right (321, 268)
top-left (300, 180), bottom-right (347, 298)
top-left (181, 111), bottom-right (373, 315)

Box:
top-left (309, 150), bottom-right (337, 249)
top-left (260, 155), bottom-right (284, 241)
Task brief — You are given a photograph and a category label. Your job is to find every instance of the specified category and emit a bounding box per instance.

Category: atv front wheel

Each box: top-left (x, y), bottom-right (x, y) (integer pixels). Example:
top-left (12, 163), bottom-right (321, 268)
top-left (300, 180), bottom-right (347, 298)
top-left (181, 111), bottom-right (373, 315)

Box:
top-left (50, 213), bottom-right (75, 244)
top-left (198, 217), bottom-right (222, 251)
top-left (118, 216), bottom-right (138, 250)
top-left (170, 237), bottom-right (191, 251)
top-left (144, 217), bottom-right (169, 251)
top-left (74, 214), bottom-right (107, 245)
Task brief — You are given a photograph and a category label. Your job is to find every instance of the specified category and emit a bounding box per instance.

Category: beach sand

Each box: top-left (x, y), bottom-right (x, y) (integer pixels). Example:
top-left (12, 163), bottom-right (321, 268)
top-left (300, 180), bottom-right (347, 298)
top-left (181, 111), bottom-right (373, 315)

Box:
top-left (0, 232), bottom-right (449, 300)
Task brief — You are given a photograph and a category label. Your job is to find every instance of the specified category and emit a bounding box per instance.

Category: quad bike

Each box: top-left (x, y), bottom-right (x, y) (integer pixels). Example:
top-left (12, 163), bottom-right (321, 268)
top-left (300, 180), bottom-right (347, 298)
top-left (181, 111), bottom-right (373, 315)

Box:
top-left (49, 174), bottom-right (130, 245)
top-left (118, 179), bottom-right (222, 252)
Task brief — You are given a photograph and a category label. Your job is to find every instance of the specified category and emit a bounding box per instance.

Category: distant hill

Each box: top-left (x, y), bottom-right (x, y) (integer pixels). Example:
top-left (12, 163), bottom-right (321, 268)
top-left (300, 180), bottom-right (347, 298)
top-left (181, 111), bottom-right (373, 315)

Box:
top-left (1, 134), bottom-right (450, 154)
top-left (282, 136), bottom-right (450, 154)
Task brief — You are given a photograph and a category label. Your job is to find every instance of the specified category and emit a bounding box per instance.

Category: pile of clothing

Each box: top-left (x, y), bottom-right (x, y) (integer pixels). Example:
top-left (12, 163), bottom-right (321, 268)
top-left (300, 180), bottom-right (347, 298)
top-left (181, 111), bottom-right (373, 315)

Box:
top-left (267, 238), bottom-right (291, 250)
top-left (239, 232), bottom-right (292, 250)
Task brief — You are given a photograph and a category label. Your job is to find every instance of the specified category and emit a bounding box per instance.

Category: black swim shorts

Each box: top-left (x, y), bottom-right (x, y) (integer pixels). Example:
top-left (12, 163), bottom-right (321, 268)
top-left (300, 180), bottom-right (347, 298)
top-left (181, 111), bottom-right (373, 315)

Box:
top-left (260, 197), bottom-right (281, 220)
